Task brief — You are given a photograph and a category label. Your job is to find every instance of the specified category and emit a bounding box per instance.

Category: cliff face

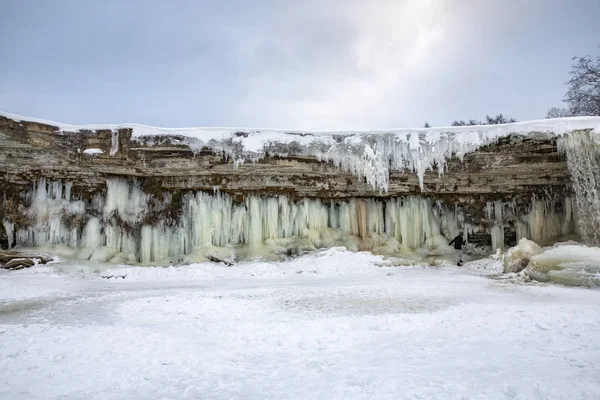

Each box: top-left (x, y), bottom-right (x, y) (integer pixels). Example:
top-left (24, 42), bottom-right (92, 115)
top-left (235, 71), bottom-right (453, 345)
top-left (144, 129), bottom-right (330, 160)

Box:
top-left (0, 114), bottom-right (583, 259)
top-left (0, 115), bottom-right (570, 197)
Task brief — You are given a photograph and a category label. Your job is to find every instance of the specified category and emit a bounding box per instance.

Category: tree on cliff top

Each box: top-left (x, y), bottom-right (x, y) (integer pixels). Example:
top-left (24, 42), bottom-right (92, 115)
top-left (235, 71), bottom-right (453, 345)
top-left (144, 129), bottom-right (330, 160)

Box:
top-left (547, 49), bottom-right (600, 118)
top-left (485, 114), bottom-right (517, 125)
top-left (565, 54), bottom-right (600, 116)
top-left (451, 114), bottom-right (516, 126)
top-left (546, 107), bottom-right (572, 119)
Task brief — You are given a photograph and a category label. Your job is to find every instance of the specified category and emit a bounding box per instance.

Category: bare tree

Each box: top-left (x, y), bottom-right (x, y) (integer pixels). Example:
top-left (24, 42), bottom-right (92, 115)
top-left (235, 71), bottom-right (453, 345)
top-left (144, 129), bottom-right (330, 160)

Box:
top-left (423, 121), bottom-right (431, 128)
top-left (546, 107), bottom-right (572, 119)
top-left (564, 54), bottom-right (600, 116)
top-left (451, 114), bottom-right (515, 126)
top-left (451, 119), bottom-right (482, 126)
top-left (485, 114), bottom-right (517, 125)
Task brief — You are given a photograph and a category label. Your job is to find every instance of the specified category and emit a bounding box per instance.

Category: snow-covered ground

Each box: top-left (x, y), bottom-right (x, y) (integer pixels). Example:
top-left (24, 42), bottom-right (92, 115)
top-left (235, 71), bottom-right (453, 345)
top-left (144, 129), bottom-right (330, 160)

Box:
top-left (1, 249), bottom-right (599, 400)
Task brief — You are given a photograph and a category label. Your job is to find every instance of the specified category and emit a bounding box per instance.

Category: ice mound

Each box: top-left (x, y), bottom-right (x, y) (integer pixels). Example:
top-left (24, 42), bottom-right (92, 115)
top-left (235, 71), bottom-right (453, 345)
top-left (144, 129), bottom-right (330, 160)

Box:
top-left (524, 245), bottom-right (600, 287)
top-left (502, 238), bottom-right (543, 273)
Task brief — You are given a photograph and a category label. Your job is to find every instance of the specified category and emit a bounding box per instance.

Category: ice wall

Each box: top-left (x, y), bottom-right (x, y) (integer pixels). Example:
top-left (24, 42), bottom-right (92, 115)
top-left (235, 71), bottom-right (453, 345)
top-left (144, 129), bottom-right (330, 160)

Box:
top-left (485, 197), bottom-right (575, 251)
top-left (14, 180), bottom-right (85, 248)
top-left (4, 178), bottom-right (577, 265)
top-left (6, 178), bottom-right (464, 264)
top-left (525, 245), bottom-right (600, 287)
top-left (558, 131), bottom-right (600, 245)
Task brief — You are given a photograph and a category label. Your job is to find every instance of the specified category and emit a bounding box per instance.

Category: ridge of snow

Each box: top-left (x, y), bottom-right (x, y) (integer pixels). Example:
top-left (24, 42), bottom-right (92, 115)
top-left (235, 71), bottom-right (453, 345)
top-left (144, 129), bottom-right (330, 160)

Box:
top-left (3, 110), bottom-right (600, 192)
top-left (2, 110), bottom-right (599, 137)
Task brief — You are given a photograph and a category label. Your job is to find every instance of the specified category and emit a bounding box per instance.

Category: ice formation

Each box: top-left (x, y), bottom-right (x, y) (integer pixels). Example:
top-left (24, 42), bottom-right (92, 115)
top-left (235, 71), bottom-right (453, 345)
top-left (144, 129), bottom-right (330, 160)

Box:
top-left (483, 197), bottom-right (576, 251)
top-left (486, 200), bottom-right (505, 251)
top-left (1, 112), bottom-right (599, 263)
top-left (2, 219), bottom-right (14, 249)
top-left (3, 178), bottom-right (576, 265)
top-left (557, 130), bottom-right (600, 245)
top-left (6, 178), bottom-right (458, 263)
top-left (502, 238), bottom-right (543, 273)
top-left (518, 197), bottom-right (575, 245)
top-left (83, 148), bottom-right (104, 156)
top-left (525, 244), bottom-right (600, 287)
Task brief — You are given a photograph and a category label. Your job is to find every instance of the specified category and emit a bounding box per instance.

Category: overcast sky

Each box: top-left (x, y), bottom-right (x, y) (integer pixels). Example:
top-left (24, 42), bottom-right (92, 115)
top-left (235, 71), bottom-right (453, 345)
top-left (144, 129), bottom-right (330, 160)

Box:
top-left (1, 0), bottom-right (599, 130)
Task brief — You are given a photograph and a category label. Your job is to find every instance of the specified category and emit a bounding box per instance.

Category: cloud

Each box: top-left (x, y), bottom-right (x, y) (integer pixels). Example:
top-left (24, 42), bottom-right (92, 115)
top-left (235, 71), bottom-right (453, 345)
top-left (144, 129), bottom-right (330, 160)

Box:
top-left (2, 0), bottom-right (596, 128)
top-left (220, 0), bottom-right (456, 129)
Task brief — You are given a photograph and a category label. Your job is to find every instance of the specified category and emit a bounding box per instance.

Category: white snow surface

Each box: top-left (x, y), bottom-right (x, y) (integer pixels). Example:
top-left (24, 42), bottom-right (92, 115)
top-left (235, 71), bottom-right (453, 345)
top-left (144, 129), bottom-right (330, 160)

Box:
top-left (1, 248), bottom-right (599, 400)
top-left (82, 148), bottom-right (104, 155)
top-left (3, 111), bottom-right (600, 191)
top-left (3, 110), bottom-right (600, 139)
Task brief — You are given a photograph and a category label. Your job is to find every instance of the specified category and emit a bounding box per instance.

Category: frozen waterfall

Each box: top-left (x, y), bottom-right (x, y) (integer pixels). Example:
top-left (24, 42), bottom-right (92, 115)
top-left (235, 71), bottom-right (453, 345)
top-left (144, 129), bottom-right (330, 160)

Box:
top-left (2, 178), bottom-right (576, 265)
top-left (1, 113), bottom-right (598, 263)
top-left (558, 130), bottom-right (600, 246)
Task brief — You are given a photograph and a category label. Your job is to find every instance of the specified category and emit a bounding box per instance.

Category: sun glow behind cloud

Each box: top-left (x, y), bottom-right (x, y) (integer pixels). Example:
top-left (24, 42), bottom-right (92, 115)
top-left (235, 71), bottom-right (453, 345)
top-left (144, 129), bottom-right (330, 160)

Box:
top-left (227, 0), bottom-right (455, 130)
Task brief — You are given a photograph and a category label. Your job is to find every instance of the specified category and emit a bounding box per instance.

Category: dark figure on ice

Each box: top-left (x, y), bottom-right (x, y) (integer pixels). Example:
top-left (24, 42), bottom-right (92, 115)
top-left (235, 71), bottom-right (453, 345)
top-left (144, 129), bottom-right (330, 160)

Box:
top-left (449, 232), bottom-right (465, 266)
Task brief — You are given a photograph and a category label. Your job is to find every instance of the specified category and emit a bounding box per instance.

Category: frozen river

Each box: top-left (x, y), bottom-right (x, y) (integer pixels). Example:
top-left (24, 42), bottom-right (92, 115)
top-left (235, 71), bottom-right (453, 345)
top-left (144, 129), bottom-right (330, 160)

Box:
top-left (1, 249), bottom-right (599, 399)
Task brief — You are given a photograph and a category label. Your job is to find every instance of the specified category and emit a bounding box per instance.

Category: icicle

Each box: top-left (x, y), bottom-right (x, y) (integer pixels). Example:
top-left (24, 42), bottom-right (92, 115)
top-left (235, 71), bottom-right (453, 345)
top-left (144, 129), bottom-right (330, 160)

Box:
top-left (103, 178), bottom-right (150, 223)
top-left (3, 220), bottom-right (14, 249)
top-left (82, 217), bottom-right (103, 249)
top-left (557, 130), bottom-right (600, 245)
top-left (357, 200), bottom-right (368, 239)
top-left (366, 200), bottom-right (384, 236)
top-left (514, 197), bottom-right (575, 246)
top-left (384, 197), bottom-right (441, 249)
top-left (110, 130), bottom-right (119, 156)
top-left (140, 225), bottom-right (153, 263)
top-left (486, 200), bottom-right (506, 250)
top-left (490, 225), bottom-right (504, 252)
top-left (15, 179), bottom-right (86, 248)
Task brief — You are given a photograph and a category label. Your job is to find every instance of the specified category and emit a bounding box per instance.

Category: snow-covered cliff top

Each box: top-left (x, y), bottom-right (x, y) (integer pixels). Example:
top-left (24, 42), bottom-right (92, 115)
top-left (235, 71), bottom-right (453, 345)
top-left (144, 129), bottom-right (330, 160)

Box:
top-left (2, 110), bottom-right (599, 141)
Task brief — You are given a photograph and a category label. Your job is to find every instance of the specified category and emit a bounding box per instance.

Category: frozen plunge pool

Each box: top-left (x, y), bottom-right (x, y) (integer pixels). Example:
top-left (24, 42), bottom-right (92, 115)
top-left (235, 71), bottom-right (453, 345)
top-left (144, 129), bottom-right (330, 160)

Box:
top-left (1, 249), bottom-right (599, 400)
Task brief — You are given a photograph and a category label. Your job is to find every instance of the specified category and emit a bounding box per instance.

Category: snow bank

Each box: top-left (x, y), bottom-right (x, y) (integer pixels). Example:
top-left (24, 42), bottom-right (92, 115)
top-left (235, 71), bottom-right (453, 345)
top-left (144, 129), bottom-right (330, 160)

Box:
top-left (3, 111), bottom-right (599, 192)
top-left (13, 178), bottom-right (473, 265)
top-left (103, 247), bottom-right (393, 282)
top-left (94, 247), bottom-right (506, 283)
top-left (497, 240), bottom-right (600, 287)
top-left (525, 245), bottom-right (600, 287)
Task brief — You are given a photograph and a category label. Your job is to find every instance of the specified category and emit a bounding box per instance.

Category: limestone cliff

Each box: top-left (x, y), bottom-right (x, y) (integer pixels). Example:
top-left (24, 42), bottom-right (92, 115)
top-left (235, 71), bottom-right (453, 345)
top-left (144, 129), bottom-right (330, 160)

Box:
top-left (0, 113), bottom-right (598, 262)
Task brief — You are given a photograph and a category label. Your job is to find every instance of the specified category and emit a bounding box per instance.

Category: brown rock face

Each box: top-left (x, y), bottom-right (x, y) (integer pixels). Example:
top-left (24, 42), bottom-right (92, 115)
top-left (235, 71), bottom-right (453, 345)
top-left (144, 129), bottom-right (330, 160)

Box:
top-left (0, 115), bottom-right (574, 250)
top-left (0, 251), bottom-right (52, 270)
